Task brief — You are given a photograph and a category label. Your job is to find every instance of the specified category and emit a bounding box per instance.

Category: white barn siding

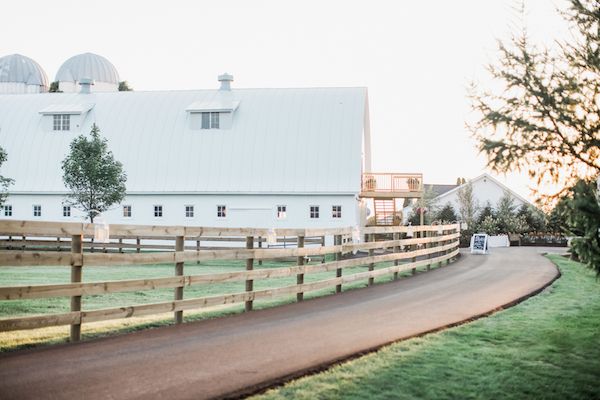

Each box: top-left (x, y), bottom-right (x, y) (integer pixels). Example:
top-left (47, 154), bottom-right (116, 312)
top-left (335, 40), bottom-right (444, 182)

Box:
top-left (2, 194), bottom-right (358, 228)
top-left (0, 86), bottom-right (368, 228)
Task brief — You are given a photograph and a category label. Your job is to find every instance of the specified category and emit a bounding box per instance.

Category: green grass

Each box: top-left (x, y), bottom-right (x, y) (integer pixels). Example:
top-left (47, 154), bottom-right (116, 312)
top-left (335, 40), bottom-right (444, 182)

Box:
top-left (0, 257), bottom-right (426, 351)
top-left (253, 254), bottom-right (600, 400)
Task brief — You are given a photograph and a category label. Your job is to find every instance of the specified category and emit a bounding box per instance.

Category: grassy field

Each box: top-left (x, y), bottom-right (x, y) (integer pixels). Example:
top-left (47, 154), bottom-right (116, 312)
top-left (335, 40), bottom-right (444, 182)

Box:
top-left (0, 256), bottom-right (425, 351)
top-left (253, 254), bottom-right (600, 400)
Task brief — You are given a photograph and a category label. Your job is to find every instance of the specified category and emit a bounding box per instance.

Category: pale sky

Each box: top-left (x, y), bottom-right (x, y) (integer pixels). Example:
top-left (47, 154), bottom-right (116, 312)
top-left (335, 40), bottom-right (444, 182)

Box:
top-left (1, 0), bottom-right (570, 201)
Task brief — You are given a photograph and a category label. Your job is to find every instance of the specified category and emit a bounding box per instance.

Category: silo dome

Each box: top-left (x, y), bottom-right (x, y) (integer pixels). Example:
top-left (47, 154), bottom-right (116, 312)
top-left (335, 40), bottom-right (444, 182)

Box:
top-left (56, 52), bottom-right (120, 93)
top-left (0, 54), bottom-right (49, 94)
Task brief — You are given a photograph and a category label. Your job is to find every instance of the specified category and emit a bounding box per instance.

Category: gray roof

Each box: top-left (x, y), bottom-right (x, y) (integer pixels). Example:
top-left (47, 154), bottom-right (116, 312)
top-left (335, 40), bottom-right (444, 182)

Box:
top-left (55, 53), bottom-right (120, 84)
top-left (0, 54), bottom-right (48, 87)
top-left (425, 184), bottom-right (458, 197)
top-left (0, 87), bottom-right (367, 194)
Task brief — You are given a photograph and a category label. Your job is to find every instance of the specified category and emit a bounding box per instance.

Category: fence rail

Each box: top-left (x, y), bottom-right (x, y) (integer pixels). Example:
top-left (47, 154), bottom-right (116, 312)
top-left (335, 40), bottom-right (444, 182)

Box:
top-left (0, 220), bottom-right (460, 340)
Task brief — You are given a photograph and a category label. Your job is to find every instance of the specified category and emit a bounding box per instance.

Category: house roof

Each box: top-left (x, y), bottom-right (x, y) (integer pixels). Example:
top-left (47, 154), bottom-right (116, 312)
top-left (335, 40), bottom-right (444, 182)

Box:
top-left (425, 184), bottom-right (458, 198)
top-left (434, 173), bottom-right (534, 206)
top-left (0, 87), bottom-right (368, 194)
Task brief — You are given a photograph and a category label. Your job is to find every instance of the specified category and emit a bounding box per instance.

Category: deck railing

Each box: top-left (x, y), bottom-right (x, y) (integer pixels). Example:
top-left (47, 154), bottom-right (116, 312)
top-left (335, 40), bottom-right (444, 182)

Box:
top-left (361, 173), bottom-right (423, 195)
top-left (0, 220), bottom-right (460, 342)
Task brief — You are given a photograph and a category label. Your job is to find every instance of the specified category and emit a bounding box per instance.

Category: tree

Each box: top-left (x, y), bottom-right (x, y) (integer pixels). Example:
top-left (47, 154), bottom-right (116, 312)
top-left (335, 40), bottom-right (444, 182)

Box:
top-left (48, 81), bottom-right (60, 92)
top-left (470, 0), bottom-right (600, 197)
top-left (456, 182), bottom-right (479, 228)
top-left (456, 177), bottom-right (466, 185)
top-left (477, 201), bottom-right (495, 227)
top-left (118, 81), bottom-right (133, 91)
top-left (557, 178), bottom-right (600, 274)
top-left (0, 147), bottom-right (13, 207)
top-left (62, 124), bottom-right (127, 222)
top-left (517, 204), bottom-right (546, 232)
top-left (409, 185), bottom-right (439, 225)
top-left (435, 203), bottom-right (458, 223)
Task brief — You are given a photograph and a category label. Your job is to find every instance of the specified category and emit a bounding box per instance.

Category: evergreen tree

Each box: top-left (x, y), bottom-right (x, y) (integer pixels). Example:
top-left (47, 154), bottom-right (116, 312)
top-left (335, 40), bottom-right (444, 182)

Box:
top-left (471, 0), bottom-right (600, 196)
top-left (62, 124), bottom-right (127, 222)
top-left (435, 203), bottom-right (458, 223)
top-left (118, 81), bottom-right (133, 91)
top-left (557, 178), bottom-right (600, 274)
top-left (477, 201), bottom-right (495, 227)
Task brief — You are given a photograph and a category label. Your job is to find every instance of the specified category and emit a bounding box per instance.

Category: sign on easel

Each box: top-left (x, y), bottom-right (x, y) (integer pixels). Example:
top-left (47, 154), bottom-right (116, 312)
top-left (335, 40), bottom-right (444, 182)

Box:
top-left (470, 233), bottom-right (489, 254)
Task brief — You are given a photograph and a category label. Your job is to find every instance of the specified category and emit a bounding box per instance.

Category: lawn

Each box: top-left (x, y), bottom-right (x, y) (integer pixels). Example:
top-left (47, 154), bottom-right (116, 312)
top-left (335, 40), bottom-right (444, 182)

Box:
top-left (0, 256), bottom-right (425, 351)
top-left (252, 254), bottom-right (600, 400)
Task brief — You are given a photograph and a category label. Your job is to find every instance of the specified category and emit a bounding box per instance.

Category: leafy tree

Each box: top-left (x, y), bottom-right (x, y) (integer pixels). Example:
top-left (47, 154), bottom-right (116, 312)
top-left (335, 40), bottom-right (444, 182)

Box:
top-left (435, 203), bottom-right (458, 223)
top-left (62, 124), bottom-right (127, 222)
top-left (118, 81), bottom-right (133, 91)
top-left (517, 204), bottom-right (546, 232)
top-left (479, 215), bottom-right (500, 236)
top-left (477, 201), bottom-right (495, 227)
top-left (48, 81), bottom-right (60, 93)
top-left (456, 182), bottom-right (479, 229)
top-left (0, 147), bottom-right (13, 208)
top-left (456, 177), bottom-right (466, 185)
top-left (470, 0), bottom-right (600, 196)
top-left (495, 191), bottom-right (518, 233)
top-left (409, 185), bottom-right (439, 225)
top-left (557, 178), bottom-right (600, 274)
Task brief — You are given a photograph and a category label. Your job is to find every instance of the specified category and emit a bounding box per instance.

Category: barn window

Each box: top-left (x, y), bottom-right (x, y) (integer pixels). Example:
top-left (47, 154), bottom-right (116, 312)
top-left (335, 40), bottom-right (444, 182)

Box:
top-left (53, 114), bottom-right (70, 131)
top-left (185, 205), bottom-right (194, 218)
top-left (63, 206), bottom-right (71, 217)
top-left (154, 205), bottom-right (163, 217)
top-left (332, 205), bottom-right (342, 218)
top-left (310, 205), bottom-right (319, 219)
top-left (201, 112), bottom-right (220, 129)
top-left (277, 205), bottom-right (287, 219)
top-left (33, 205), bottom-right (42, 217)
top-left (3, 205), bottom-right (12, 217)
top-left (217, 205), bottom-right (226, 218)
top-left (123, 205), bottom-right (132, 218)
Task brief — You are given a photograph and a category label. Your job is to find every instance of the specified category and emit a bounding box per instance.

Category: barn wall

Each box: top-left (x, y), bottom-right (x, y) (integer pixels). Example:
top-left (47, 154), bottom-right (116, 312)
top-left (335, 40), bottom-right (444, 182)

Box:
top-left (1, 193), bottom-right (359, 229)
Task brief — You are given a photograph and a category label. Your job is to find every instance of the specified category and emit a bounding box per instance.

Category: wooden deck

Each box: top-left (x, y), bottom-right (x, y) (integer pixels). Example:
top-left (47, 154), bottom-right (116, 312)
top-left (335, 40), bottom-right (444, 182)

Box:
top-left (360, 172), bottom-right (423, 198)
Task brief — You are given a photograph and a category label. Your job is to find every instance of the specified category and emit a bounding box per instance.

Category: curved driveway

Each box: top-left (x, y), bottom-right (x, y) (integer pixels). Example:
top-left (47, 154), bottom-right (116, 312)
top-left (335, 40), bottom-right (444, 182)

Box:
top-left (0, 247), bottom-right (559, 400)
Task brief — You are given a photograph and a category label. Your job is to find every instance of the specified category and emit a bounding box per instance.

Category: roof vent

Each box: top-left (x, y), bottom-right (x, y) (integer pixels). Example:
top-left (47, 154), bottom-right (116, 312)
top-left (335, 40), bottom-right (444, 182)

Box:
top-left (79, 77), bottom-right (95, 94)
top-left (218, 73), bottom-right (233, 91)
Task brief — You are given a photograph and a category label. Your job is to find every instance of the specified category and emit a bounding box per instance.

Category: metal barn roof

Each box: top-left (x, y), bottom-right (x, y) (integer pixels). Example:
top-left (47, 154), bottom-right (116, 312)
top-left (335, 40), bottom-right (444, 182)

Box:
top-left (55, 53), bottom-right (120, 84)
top-left (0, 87), bottom-right (368, 194)
top-left (0, 54), bottom-right (48, 87)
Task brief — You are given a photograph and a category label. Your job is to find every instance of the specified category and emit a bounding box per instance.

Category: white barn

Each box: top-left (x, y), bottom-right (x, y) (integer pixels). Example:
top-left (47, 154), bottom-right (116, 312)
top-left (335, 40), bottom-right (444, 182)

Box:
top-left (0, 54), bottom-right (373, 229)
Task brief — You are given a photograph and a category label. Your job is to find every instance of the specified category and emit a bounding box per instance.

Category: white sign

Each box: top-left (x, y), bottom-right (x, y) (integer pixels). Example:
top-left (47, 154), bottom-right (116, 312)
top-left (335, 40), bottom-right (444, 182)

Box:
top-left (94, 215), bottom-right (110, 243)
top-left (470, 233), bottom-right (489, 254)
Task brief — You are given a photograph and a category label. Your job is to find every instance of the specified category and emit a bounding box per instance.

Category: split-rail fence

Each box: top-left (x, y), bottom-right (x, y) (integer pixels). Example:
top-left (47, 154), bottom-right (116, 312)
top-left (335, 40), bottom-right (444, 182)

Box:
top-left (0, 220), bottom-right (461, 342)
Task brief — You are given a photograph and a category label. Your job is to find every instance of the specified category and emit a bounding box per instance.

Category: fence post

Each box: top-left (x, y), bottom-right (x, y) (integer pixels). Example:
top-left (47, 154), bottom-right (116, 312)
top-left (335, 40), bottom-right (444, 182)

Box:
top-left (245, 236), bottom-right (254, 311)
top-left (174, 235), bottom-right (184, 324)
top-left (335, 234), bottom-right (342, 293)
top-left (426, 229), bottom-right (431, 271)
top-left (136, 237), bottom-right (141, 253)
top-left (70, 234), bottom-right (83, 342)
top-left (118, 238), bottom-right (123, 254)
top-left (368, 233), bottom-right (375, 286)
top-left (258, 236), bottom-right (263, 266)
top-left (411, 230), bottom-right (417, 275)
top-left (297, 235), bottom-right (305, 302)
top-left (321, 236), bottom-right (326, 263)
top-left (393, 232), bottom-right (399, 280)
top-left (196, 239), bottom-right (200, 265)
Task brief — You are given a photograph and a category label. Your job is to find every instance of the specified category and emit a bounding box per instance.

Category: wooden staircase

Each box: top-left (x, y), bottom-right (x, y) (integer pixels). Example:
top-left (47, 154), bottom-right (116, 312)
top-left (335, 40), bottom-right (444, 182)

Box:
top-left (373, 199), bottom-right (396, 226)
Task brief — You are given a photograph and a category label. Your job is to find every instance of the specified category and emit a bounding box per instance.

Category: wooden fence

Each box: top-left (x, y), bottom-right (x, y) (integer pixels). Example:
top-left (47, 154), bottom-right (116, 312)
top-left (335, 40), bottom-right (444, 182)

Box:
top-left (0, 220), bottom-right (461, 341)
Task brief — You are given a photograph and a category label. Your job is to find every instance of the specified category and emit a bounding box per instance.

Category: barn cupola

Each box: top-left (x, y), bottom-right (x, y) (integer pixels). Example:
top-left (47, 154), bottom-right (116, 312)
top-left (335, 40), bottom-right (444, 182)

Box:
top-left (218, 73), bottom-right (233, 91)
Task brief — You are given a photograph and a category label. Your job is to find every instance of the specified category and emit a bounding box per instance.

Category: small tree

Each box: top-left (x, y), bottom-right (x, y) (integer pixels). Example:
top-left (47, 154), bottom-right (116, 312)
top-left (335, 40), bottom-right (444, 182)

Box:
top-left (495, 191), bottom-right (518, 233)
top-left (48, 81), bottom-right (60, 93)
top-left (477, 201), bottom-right (495, 228)
top-left (557, 178), bottom-right (600, 274)
top-left (435, 203), bottom-right (458, 223)
top-left (517, 204), bottom-right (546, 232)
top-left (62, 124), bottom-right (127, 222)
top-left (118, 81), bottom-right (133, 91)
top-left (456, 182), bottom-right (479, 229)
top-left (0, 146), bottom-right (14, 208)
